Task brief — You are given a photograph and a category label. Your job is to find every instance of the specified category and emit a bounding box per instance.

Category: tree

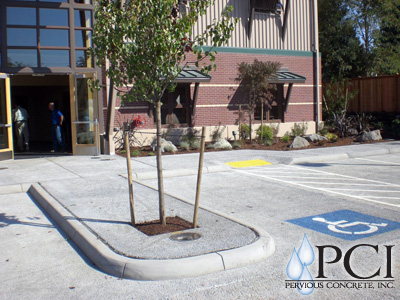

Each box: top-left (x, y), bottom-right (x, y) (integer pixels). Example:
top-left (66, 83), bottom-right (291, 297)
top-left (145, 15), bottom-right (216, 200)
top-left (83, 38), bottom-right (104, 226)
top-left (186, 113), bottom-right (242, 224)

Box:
top-left (318, 0), bottom-right (365, 81)
top-left (91, 0), bottom-right (236, 225)
top-left (373, 0), bottom-right (400, 75)
top-left (346, 0), bottom-right (380, 76)
top-left (236, 59), bottom-right (281, 143)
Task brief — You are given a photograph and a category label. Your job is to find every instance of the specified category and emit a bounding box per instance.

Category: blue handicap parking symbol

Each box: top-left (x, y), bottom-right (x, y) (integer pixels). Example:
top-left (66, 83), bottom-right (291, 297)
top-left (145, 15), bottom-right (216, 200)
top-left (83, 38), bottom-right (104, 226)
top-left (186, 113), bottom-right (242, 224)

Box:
top-left (287, 210), bottom-right (400, 241)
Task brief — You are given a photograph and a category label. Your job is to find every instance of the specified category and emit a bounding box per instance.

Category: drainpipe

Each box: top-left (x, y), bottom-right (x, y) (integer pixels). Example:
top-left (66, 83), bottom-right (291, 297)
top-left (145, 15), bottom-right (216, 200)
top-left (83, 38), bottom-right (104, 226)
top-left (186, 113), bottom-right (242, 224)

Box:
top-left (313, 0), bottom-right (320, 133)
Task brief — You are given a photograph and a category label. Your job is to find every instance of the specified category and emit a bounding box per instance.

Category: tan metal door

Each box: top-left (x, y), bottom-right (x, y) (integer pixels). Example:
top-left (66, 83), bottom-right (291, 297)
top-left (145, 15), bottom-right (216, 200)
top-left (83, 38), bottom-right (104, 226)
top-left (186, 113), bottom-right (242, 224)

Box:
top-left (0, 74), bottom-right (13, 160)
top-left (70, 73), bottom-right (99, 156)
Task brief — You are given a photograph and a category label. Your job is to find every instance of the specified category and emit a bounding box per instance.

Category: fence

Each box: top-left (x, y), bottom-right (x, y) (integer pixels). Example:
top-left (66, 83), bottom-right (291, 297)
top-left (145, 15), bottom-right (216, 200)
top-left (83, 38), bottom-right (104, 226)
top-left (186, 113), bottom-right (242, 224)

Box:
top-left (348, 74), bottom-right (400, 113)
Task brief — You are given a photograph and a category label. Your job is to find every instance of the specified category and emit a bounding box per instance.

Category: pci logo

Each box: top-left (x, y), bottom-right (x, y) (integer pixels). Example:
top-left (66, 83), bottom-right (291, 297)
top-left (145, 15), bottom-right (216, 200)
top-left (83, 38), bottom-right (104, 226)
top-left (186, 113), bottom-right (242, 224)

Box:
top-left (285, 234), bottom-right (395, 295)
top-left (286, 234), bottom-right (316, 295)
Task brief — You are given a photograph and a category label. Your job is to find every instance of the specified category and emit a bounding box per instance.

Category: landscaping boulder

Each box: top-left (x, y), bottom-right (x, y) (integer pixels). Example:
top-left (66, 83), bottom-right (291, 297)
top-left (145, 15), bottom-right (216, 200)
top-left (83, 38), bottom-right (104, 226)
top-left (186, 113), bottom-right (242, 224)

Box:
top-left (210, 139), bottom-right (232, 150)
top-left (289, 136), bottom-right (310, 149)
top-left (356, 130), bottom-right (382, 142)
top-left (347, 128), bottom-right (358, 136)
top-left (304, 134), bottom-right (328, 143)
top-left (151, 138), bottom-right (178, 152)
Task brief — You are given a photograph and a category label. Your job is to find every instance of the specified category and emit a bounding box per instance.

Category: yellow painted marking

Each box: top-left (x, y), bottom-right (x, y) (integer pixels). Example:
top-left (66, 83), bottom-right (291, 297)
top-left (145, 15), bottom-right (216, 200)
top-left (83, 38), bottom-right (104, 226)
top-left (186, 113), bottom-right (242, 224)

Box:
top-left (225, 159), bottom-right (272, 168)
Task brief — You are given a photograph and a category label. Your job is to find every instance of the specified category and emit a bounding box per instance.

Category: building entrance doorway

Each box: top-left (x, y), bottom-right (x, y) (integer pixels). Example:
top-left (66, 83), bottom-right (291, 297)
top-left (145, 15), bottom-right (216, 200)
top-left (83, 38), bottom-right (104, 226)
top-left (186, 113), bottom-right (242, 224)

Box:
top-left (10, 75), bottom-right (71, 155)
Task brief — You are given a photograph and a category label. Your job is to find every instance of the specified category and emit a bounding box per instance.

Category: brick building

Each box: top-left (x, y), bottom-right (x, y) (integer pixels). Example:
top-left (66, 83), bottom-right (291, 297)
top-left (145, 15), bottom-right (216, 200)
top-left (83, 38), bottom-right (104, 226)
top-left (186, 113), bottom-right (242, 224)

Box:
top-left (106, 0), bottom-right (321, 153)
top-left (0, 0), bottom-right (320, 159)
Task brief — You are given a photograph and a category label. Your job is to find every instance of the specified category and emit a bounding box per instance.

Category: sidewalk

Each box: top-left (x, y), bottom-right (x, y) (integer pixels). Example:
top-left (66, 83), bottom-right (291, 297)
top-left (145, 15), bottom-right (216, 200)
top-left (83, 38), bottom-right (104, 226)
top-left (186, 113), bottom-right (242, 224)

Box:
top-left (0, 141), bottom-right (399, 280)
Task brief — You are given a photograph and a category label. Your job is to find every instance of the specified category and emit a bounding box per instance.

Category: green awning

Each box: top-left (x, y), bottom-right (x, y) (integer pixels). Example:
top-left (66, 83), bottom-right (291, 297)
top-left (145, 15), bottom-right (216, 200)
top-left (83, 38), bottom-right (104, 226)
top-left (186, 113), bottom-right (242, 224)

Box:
top-left (174, 68), bottom-right (212, 83)
top-left (270, 69), bottom-right (306, 84)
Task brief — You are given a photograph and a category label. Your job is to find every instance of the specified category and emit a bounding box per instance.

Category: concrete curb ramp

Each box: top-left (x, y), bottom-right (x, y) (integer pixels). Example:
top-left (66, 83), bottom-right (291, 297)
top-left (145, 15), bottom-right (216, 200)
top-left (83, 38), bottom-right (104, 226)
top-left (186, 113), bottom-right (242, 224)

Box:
top-left (28, 183), bottom-right (275, 281)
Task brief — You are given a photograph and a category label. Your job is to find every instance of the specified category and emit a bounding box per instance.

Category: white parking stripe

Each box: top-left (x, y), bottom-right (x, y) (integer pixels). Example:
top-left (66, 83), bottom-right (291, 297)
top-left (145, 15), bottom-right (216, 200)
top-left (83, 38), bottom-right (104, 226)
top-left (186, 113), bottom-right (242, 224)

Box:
top-left (364, 196), bottom-right (400, 200)
top-left (327, 188), bottom-right (400, 193)
top-left (285, 182), bottom-right (390, 186)
top-left (284, 165), bottom-right (400, 188)
top-left (355, 157), bottom-right (400, 166)
top-left (235, 169), bottom-right (400, 208)
top-left (235, 164), bottom-right (400, 209)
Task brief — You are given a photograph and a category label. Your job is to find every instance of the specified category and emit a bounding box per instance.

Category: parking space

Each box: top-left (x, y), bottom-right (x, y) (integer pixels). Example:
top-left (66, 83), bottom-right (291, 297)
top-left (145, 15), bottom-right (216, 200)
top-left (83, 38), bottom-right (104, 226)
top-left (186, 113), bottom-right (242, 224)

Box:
top-left (235, 163), bottom-right (400, 208)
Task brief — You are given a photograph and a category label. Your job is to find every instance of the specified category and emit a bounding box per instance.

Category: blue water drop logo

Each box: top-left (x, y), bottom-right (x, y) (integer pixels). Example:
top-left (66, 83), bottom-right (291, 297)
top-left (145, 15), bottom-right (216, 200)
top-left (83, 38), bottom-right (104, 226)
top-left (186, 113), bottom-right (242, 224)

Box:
top-left (297, 234), bottom-right (315, 266)
top-left (286, 248), bottom-right (303, 280)
top-left (297, 265), bottom-right (315, 295)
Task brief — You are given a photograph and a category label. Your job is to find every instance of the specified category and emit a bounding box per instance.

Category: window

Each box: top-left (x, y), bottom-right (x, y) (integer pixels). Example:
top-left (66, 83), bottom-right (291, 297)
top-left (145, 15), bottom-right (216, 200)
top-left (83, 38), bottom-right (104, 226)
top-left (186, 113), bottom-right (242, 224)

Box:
top-left (4, 3), bottom-right (94, 69)
top-left (74, 10), bottom-right (93, 67)
top-left (40, 8), bottom-right (69, 26)
top-left (7, 7), bottom-right (36, 26)
top-left (41, 50), bottom-right (70, 67)
top-left (7, 49), bottom-right (38, 67)
top-left (253, 0), bottom-right (283, 14)
top-left (7, 29), bottom-right (37, 47)
top-left (156, 85), bottom-right (190, 126)
top-left (254, 85), bottom-right (283, 122)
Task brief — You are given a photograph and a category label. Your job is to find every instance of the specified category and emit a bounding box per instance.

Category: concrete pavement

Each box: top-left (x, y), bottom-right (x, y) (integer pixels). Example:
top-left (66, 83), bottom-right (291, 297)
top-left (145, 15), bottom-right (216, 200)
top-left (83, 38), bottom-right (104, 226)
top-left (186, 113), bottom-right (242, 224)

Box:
top-left (0, 140), bottom-right (399, 282)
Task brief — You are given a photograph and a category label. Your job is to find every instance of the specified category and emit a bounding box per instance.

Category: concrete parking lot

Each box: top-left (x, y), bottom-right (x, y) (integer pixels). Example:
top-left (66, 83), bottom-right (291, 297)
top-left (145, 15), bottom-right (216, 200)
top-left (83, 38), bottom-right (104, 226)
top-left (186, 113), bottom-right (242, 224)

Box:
top-left (0, 146), bottom-right (399, 299)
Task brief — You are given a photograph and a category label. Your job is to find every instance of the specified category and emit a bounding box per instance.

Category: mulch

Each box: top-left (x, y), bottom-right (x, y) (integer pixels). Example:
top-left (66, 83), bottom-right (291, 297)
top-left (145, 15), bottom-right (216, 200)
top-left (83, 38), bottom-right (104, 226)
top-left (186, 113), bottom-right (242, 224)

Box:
top-left (118, 136), bottom-right (391, 158)
top-left (134, 216), bottom-right (194, 236)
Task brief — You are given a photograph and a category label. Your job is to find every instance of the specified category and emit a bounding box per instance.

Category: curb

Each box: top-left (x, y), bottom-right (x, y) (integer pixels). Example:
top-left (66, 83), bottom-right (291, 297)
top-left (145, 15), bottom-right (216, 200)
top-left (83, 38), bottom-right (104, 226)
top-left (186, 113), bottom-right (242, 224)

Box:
top-left (289, 153), bottom-right (349, 165)
top-left (289, 144), bottom-right (400, 165)
top-left (132, 164), bottom-right (231, 180)
top-left (28, 183), bottom-right (275, 281)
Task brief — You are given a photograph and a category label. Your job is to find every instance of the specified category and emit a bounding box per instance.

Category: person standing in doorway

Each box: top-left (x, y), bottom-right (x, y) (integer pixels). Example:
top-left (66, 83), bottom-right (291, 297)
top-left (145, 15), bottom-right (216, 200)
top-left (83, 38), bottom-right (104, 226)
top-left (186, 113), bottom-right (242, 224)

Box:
top-left (12, 104), bottom-right (29, 151)
top-left (49, 102), bottom-right (65, 152)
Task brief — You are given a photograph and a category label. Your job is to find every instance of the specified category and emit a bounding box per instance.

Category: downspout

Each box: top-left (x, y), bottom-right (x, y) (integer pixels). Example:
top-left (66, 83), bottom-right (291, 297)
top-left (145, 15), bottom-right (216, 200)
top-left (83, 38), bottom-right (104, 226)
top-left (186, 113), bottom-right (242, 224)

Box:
top-left (313, 0), bottom-right (320, 133)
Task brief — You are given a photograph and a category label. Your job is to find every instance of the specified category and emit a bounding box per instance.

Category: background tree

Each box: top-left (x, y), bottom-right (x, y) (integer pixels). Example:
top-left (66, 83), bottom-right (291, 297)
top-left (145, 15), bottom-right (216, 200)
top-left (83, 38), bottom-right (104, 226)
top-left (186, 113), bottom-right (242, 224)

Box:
top-left (236, 59), bottom-right (281, 143)
top-left (373, 0), bottom-right (400, 75)
top-left (318, 0), bottom-right (365, 81)
top-left (92, 0), bottom-right (236, 225)
top-left (347, 0), bottom-right (380, 76)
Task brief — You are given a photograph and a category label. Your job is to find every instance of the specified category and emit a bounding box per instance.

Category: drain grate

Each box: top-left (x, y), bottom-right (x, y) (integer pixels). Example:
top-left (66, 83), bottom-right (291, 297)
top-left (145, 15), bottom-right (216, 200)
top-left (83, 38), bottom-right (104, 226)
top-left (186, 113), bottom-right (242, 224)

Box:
top-left (169, 232), bottom-right (201, 242)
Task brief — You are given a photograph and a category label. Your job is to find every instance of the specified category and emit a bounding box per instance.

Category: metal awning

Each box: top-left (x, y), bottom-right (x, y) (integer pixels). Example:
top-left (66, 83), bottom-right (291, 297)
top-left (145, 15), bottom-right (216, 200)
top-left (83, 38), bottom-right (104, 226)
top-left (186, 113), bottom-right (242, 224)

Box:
top-left (270, 70), bottom-right (306, 84)
top-left (270, 68), bottom-right (306, 113)
top-left (174, 68), bottom-right (212, 83)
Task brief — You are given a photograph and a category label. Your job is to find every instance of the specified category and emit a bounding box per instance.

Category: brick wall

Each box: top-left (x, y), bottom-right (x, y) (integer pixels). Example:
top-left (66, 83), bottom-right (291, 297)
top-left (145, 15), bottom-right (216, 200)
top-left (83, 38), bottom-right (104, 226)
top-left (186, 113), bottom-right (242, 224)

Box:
top-left (103, 51), bottom-right (320, 129)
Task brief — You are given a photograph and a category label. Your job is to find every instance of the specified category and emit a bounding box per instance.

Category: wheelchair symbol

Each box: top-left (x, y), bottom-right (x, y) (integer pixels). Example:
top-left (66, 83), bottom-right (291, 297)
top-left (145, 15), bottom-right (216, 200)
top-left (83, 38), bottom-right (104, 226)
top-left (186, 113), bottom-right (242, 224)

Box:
top-left (312, 217), bottom-right (388, 235)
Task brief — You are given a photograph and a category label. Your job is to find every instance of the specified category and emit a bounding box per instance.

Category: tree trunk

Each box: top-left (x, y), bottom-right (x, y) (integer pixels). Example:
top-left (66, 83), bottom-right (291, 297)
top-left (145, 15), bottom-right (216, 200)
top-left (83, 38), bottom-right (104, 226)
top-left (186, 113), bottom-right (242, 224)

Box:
top-left (249, 111), bottom-right (252, 143)
top-left (261, 102), bottom-right (264, 143)
top-left (155, 101), bottom-right (166, 225)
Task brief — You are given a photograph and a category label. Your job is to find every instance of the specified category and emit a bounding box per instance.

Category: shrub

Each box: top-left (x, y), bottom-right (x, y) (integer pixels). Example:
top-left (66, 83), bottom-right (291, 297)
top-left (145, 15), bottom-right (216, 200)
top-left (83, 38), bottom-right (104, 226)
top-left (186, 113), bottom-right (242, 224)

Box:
top-left (179, 141), bottom-right (190, 151)
top-left (192, 141), bottom-right (201, 150)
top-left (392, 119), bottom-right (400, 139)
top-left (291, 122), bottom-right (308, 137)
top-left (256, 125), bottom-right (274, 144)
top-left (318, 124), bottom-right (329, 136)
top-left (239, 123), bottom-right (250, 140)
top-left (148, 152), bottom-right (155, 156)
top-left (131, 149), bottom-right (140, 157)
top-left (182, 127), bottom-right (200, 146)
top-left (325, 132), bottom-right (338, 142)
top-left (119, 149), bottom-right (126, 154)
top-left (210, 124), bottom-right (225, 143)
top-left (281, 133), bottom-right (291, 143)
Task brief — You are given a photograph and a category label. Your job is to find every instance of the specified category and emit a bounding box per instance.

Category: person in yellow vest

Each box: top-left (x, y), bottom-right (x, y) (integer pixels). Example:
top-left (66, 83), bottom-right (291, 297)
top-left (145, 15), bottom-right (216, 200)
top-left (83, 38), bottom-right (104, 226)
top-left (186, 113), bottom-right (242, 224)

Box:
top-left (12, 104), bottom-right (29, 152)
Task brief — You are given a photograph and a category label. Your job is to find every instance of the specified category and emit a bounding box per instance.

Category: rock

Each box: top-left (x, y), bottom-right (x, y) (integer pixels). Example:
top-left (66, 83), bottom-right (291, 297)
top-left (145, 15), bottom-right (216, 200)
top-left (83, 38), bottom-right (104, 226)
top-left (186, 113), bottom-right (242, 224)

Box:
top-left (289, 136), bottom-right (310, 149)
top-left (211, 139), bottom-right (232, 150)
top-left (347, 128), bottom-right (358, 136)
top-left (151, 138), bottom-right (177, 152)
top-left (356, 130), bottom-right (382, 142)
top-left (304, 134), bottom-right (328, 142)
